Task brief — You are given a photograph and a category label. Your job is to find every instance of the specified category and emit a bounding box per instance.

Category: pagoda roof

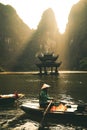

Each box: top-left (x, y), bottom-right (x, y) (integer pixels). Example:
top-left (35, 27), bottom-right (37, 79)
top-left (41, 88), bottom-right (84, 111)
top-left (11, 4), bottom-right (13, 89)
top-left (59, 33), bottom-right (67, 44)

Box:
top-left (38, 53), bottom-right (59, 62)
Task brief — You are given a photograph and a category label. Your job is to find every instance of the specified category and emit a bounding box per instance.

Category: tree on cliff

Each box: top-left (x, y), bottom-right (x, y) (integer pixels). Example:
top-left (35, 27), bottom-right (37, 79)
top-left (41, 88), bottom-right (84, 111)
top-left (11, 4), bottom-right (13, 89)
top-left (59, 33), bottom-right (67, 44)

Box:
top-left (0, 3), bottom-right (32, 71)
top-left (63, 0), bottom-right (87, 70)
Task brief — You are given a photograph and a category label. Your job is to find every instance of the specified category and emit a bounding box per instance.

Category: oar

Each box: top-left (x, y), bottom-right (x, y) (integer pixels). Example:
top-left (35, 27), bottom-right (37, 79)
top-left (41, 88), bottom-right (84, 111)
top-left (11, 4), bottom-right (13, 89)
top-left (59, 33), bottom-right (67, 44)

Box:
top-left (39, 100), bottom-right (53, 128)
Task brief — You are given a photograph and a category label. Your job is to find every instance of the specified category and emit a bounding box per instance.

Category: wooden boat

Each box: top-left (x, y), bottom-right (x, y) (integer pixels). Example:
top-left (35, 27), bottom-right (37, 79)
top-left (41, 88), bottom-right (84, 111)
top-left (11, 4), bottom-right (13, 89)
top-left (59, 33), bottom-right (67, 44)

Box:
top-left (0, 93), bottom-right (24, 107)
top-left (20, 101), bottom-right (87, 123)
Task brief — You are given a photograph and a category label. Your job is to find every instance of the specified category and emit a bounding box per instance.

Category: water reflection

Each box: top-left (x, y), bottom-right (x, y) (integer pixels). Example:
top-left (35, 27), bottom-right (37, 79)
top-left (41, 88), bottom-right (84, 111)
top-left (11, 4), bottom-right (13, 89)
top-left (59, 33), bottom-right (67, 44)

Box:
top-left (0, 71), bottom-right (87, 129)
top-left (1, 106), bottom-right (87, 130)
top-left (12, 122), bottom-right (38, 130)
top-left (4, 121), bottom-right (87, 130)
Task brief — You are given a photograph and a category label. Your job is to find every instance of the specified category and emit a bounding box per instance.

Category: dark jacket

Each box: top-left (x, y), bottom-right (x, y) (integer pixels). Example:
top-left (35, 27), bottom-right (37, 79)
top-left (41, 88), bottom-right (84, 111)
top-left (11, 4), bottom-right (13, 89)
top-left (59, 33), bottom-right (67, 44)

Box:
top-left (39, 89), bottom-right (52, 107)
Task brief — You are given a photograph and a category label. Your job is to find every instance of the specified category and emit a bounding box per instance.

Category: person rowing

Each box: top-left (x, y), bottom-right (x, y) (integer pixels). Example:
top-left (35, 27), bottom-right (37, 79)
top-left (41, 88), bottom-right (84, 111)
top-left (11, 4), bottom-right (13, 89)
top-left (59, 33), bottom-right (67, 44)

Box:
top-left (39, 83), bottom-right (54, 108)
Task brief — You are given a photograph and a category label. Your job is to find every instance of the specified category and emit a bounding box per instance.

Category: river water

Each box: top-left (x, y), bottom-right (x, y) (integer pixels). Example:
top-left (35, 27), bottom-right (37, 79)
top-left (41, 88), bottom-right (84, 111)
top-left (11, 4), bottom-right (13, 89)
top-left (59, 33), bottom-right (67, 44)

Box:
top-left (0, 71), bottom-right (87, 130)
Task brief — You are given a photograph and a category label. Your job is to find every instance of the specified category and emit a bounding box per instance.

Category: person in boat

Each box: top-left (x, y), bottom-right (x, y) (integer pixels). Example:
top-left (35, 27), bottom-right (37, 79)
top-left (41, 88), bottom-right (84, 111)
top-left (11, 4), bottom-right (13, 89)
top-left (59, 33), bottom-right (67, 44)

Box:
top-left (39, 83), bottom-right (54, 108)
top-left (14, 91), bottom-right (19, 98)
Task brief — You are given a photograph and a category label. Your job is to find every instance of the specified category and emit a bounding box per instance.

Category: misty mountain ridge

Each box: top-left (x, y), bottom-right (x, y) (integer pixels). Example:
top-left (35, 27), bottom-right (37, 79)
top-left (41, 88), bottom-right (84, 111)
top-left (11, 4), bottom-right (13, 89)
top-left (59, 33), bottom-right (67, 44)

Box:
top-left (0, 1), bottom-right (87, 71)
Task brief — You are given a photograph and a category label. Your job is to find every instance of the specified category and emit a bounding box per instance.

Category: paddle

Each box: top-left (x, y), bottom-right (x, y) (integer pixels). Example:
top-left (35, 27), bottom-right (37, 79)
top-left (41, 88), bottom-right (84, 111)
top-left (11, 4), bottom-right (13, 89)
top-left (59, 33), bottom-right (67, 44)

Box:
top-left (39, 100), bottom-right (53, 128)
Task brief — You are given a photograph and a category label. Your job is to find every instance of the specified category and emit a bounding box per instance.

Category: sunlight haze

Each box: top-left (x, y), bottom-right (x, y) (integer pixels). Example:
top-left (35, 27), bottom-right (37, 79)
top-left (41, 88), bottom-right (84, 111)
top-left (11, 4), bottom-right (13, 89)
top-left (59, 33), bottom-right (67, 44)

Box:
top-left (0, 0), bottom-right (80, 33)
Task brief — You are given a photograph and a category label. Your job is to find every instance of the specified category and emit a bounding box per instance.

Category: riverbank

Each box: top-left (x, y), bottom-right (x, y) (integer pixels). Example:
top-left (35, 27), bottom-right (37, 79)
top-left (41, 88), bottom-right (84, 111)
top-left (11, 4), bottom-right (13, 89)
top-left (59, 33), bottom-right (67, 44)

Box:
top-left (0, 71), bottom-right (87, 75)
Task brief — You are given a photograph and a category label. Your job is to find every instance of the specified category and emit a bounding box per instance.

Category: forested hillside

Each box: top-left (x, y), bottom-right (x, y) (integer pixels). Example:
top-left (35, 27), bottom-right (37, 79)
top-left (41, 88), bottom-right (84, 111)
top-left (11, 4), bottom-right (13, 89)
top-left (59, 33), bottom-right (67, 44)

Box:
top-left (63, 0), bottom-right (87, 70)
top-left (0, 3), bottom-right (32, 71)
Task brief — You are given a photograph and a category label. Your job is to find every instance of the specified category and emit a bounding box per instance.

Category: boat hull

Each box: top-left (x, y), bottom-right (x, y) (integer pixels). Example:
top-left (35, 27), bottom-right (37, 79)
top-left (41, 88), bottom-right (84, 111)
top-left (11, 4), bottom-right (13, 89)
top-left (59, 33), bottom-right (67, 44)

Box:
top-left (0, 97), bottom-right (16, 106)
top-left (0, 93), bottom-right (24, 107)
top-left (20, 102), bottom-right (87, 124)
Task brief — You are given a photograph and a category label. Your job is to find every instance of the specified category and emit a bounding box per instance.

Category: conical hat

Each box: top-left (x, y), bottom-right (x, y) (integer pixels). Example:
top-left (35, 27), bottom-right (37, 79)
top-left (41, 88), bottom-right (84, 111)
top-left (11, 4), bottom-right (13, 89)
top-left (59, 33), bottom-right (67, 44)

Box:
top-left (41, 83), bottom-right (50, 89)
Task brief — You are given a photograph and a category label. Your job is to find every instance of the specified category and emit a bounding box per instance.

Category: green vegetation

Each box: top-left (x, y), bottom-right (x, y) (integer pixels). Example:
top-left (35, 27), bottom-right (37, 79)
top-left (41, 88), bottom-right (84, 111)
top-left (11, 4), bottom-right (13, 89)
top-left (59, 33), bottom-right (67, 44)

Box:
top-left (62, 0), bottom-right (87, 70)
top-left (0, 3), bottom-right (32, 71)
top-left (0, 66), bottom-right (5, 72)
top-left (79, 57), bottom-right (87, 70)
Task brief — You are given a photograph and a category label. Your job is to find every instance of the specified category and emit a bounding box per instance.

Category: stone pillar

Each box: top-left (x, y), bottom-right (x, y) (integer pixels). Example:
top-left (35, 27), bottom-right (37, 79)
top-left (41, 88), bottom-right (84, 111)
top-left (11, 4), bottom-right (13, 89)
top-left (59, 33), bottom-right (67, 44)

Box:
top-left (44, 67), bottom-right (47, 75)
top-left (51, 67), bottom-right (53, 73)
top-left (39, 67), bottom-right (42, 74)
top-left (55, 67), bottom-right (58, 74)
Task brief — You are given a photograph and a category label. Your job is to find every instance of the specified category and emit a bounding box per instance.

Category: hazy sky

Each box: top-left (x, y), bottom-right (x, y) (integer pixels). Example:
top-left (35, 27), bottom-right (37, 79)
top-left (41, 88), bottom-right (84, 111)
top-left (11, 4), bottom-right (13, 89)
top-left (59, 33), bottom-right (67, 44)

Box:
top-left (0, 0), bottom-right (80, 33)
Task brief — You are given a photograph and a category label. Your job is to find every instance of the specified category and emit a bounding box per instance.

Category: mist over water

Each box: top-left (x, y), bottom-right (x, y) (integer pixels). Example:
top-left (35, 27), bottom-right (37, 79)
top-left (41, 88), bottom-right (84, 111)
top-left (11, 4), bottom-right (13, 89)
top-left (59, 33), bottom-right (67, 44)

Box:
top-left (0, 71), bottom-right (87, 129)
